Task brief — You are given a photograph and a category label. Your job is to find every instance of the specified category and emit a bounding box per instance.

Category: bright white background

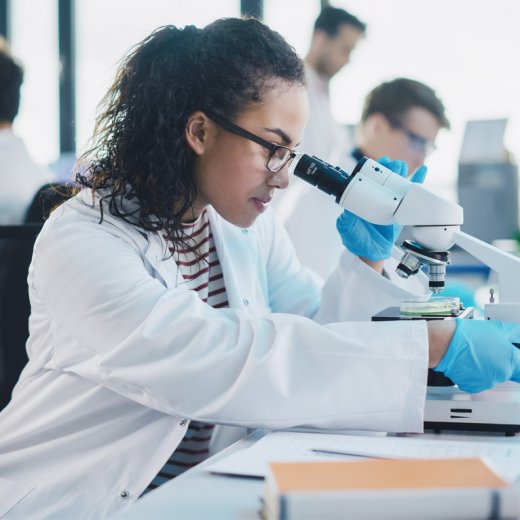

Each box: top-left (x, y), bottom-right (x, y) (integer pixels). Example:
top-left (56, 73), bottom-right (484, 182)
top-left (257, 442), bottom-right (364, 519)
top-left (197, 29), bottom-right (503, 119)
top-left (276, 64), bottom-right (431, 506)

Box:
top-left (10, 0), bottom-right (59, 166)
top-left (267, 0), bottom-right (520, 201)
top-left (8, 0), bottom-right (520, 203)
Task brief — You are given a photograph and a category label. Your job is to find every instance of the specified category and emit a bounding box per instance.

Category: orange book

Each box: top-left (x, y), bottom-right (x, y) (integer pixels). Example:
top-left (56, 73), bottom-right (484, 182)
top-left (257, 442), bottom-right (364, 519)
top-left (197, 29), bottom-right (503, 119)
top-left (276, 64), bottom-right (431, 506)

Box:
top-left (263, 458), bottom-right (519, 519)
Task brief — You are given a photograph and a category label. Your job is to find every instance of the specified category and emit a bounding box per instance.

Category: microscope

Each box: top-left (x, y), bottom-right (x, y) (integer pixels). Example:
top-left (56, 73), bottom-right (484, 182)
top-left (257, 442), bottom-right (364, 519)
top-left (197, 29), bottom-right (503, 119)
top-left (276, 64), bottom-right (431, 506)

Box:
top-left (290, 154), bottom-right (520, 434)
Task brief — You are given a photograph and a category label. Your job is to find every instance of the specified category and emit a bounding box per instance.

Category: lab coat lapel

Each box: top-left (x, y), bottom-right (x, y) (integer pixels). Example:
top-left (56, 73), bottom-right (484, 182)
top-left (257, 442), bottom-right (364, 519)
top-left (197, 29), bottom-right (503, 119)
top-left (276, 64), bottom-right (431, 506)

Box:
top-left (207, 207), bottom-right (257, 310)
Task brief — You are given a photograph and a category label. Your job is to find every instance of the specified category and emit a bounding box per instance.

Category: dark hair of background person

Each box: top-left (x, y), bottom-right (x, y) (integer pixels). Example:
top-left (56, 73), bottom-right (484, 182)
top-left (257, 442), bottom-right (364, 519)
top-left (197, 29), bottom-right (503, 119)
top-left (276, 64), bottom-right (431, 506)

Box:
top-left (77, 18), bottom-right (305, 253)
top-left (313, 5), bottom-right (367, 37)
top-left (0, 51), bottom-right (24, 123)
top-left (361, 77), bottom-right (451, 129)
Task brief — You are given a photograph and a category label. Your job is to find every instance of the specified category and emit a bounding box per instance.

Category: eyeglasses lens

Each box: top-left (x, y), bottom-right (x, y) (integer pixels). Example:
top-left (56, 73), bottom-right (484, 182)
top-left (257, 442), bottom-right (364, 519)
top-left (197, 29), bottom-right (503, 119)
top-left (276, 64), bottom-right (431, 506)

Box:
top-left (268, 147), bottom-right (293, 172)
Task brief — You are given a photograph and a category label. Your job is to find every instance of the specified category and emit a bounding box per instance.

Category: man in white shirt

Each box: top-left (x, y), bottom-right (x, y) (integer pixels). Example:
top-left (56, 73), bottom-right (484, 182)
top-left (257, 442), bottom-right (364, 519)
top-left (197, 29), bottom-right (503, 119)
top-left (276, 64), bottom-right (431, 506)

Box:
top-left (0, 50), bottom-right (54, 224)
top-left (301, 6), bottom-right (366, 162)
top-left (272, 6), bottom-right (366, 270)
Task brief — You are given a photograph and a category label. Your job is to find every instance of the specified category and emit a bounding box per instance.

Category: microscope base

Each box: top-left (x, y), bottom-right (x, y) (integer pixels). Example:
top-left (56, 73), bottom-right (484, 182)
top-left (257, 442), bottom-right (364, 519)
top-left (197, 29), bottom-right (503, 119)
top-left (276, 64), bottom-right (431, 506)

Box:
top-left (424, 382), bottom-right (520, 435)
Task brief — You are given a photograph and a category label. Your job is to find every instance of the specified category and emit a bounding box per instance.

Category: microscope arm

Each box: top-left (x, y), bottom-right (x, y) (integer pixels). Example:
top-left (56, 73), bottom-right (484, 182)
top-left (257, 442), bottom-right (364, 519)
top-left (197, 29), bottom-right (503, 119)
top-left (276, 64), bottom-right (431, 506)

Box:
top-left (453, 230), bottom-right (520, 314)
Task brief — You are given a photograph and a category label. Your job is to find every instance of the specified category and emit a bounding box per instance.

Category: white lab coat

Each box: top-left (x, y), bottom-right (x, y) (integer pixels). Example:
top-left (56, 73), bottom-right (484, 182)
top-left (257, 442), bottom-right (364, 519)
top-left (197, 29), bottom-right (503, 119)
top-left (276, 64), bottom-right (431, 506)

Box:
top-left (0, 128), bottom-right (55, 224)
top-left (300, 65), bottom-right (351, 163)
top-left (0, 190), bottom-right (429, 519)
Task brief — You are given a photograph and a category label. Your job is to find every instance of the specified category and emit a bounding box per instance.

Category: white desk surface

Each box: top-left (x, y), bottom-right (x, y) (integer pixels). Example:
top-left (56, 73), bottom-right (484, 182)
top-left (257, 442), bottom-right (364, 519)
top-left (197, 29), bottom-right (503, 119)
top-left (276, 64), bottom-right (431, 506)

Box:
top-left (118, 429), bottom-right (267, 520)
top-left (118, 429), bottom-right (519, 520)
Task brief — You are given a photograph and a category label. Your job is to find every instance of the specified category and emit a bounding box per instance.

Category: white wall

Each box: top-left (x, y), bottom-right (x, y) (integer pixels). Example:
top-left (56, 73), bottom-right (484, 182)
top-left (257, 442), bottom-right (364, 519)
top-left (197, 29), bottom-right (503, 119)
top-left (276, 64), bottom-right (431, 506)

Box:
top-left (10, 0), bottom-right (59, 165)
top-left (267, 0), bottom-right (520, 202)
top-left (74, 0), bottom-right (240, 156)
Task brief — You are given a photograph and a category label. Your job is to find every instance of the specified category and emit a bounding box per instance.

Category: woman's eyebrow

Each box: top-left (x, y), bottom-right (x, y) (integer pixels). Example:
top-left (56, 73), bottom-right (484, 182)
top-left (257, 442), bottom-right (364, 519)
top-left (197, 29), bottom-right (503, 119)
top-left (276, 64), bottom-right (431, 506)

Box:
top-left (263, 127), bottom-right (292, 146)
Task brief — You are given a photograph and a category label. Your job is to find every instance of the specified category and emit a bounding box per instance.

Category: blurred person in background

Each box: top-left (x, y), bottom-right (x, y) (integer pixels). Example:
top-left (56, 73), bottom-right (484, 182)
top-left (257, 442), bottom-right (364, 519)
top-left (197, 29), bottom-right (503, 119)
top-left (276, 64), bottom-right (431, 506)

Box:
top-left (0, 50), bottom-right (55, 224)
top-left (347, 77), bottom-right (449, 173)
top-left (281, 77), bottom-right (449, 279)
top-left (301, 5), bottom-right (366, 162)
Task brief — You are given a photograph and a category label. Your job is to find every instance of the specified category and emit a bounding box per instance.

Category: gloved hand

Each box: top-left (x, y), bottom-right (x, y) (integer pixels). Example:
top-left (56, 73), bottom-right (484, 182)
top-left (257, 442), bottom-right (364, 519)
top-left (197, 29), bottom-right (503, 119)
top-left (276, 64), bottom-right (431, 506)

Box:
top-left (434, 319), bottom-right (520, 393)
top-left (336, 156), bottom-right (428, 261)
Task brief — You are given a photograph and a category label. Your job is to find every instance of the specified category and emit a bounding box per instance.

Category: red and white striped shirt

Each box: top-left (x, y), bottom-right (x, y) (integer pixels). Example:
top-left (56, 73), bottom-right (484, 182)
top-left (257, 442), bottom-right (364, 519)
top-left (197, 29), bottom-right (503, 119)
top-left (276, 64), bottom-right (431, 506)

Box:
top-left (174, 210), bottom-right (228, 308)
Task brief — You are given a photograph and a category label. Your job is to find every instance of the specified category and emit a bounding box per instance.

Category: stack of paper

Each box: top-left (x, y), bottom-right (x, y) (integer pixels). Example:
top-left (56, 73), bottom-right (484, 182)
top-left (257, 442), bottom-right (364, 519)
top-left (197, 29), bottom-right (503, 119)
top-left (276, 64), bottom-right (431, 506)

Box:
top-left (206, 431), bottom-right (520, 483)
top-left (263, 458), bottom-right (519, 519)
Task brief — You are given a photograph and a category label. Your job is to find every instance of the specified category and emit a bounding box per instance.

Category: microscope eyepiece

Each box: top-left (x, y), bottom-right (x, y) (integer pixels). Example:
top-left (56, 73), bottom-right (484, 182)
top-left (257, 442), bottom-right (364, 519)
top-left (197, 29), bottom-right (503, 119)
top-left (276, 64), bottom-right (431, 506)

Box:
top-left (290, 154), bottom-right (351, 203)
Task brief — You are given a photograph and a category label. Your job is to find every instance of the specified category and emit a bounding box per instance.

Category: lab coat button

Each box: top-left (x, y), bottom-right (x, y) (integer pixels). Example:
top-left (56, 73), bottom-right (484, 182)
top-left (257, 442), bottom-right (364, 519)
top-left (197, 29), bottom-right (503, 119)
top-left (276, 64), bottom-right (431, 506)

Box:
top-left (242, 228), bottom-right (248, 234)
top-left (243, 298), bottom-right (249, 306)
top-left (180, 419), bottom-right (187, 426)
top-left (120, 490), bottom-right (129, 499)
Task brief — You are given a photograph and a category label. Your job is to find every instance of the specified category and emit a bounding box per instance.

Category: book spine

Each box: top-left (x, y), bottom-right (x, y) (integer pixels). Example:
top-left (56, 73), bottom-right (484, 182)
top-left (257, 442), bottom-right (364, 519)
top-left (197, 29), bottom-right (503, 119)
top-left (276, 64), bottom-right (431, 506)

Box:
top-left (279, 488), bottom-right (520, 519)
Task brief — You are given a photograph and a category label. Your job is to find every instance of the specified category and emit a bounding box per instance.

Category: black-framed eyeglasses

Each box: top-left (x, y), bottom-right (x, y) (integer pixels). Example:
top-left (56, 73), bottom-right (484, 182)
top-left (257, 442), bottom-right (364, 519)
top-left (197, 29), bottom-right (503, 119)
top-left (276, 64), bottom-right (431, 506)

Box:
top-left (205, 112), bottom-right (297, 173)
top-left (387, 118), bottom-right (436, 155)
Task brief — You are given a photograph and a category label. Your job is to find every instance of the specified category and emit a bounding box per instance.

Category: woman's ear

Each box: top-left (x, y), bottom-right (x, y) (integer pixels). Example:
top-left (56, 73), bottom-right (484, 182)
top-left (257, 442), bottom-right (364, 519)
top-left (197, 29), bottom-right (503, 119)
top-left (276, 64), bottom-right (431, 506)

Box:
top-left (185, 111), bottom-right (214, 155)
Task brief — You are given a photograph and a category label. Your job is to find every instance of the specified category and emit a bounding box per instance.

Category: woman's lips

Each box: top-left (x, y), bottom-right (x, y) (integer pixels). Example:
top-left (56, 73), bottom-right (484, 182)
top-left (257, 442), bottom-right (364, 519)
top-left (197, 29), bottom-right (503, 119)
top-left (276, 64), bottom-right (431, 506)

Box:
top-left (252, 197), bottom-right (272, 213)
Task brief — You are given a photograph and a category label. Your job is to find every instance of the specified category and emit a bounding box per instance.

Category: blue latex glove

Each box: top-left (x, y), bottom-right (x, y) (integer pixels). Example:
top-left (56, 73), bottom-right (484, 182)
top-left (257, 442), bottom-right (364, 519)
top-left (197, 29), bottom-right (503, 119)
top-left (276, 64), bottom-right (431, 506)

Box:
top-left (336, 156), bottom-right (428, 261)
top-left (434, 320), bottom-right (520, 393)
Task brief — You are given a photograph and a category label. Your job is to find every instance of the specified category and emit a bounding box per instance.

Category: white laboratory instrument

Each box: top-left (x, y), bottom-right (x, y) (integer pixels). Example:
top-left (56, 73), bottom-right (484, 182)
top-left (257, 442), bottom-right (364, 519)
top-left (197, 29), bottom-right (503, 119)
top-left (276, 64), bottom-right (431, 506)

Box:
top-left (290, 154), bottom-right (520, 434)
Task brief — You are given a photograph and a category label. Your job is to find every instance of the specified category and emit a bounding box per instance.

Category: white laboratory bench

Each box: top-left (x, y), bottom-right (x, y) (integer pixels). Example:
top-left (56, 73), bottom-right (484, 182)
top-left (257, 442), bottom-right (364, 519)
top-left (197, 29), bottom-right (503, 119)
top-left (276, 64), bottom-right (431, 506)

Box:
top-left (116, 428), bottom-right (520, 520)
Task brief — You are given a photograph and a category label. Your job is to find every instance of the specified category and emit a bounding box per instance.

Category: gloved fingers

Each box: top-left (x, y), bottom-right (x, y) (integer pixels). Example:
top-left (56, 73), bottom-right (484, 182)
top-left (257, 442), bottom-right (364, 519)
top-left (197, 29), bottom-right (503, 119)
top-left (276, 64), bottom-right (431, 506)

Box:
top-left (336, 210), bottom-right (362, 236)
top-left (337, 209), bottom-right (356, 226)
top-left (439, 319), bottom-right (520, 392)
top-left (384, 160), bottom-right (405, 177)
top-left (410, 165), bottom-right (428, 184)
top-left (395, 161), bottom-right (408, 178)
top-left (338, 216), bottom-right (376, 236)
top-left (336, 209), bottom-right (395, 261)
top-left (377, 156), bottom-right (408, 178)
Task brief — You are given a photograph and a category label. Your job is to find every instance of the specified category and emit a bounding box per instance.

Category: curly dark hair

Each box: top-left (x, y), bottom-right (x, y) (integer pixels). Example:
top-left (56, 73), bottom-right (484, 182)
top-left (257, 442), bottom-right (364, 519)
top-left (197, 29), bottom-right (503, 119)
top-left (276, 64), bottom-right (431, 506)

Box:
top-left (77, 17), bottom-right (304, 251)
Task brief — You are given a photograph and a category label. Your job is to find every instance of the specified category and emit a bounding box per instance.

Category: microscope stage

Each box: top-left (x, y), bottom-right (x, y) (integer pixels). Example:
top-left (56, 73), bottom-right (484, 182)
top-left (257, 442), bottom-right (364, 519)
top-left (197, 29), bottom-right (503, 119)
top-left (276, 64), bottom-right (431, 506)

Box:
top-left (424, 382), bottom-right (520, 434)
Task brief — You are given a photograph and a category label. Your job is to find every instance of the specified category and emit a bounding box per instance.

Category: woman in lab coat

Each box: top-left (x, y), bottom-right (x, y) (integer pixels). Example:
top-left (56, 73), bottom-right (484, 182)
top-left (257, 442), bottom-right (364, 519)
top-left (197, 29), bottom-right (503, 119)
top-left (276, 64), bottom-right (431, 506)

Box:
top-left (0, 18), bottom-right (518, 519)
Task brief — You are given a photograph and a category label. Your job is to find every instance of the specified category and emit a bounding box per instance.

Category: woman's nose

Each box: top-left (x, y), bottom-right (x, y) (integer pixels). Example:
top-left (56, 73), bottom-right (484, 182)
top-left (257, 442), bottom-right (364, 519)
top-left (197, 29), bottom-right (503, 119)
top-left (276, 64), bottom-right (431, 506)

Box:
top-left (268, 167), bottom-right (289, 189)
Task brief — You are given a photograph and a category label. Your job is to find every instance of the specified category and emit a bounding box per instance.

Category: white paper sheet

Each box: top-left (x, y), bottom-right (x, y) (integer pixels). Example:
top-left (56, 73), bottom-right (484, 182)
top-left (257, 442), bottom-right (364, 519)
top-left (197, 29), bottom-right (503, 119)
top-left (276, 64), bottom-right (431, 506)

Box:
top-left (206, 431), bottom-right (520, 483)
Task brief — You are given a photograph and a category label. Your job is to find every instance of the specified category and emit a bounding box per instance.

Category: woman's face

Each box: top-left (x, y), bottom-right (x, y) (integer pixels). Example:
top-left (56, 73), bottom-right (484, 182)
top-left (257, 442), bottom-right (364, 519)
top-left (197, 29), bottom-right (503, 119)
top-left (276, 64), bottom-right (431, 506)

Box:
top-left (188, 81), bottom-right (308, 228)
